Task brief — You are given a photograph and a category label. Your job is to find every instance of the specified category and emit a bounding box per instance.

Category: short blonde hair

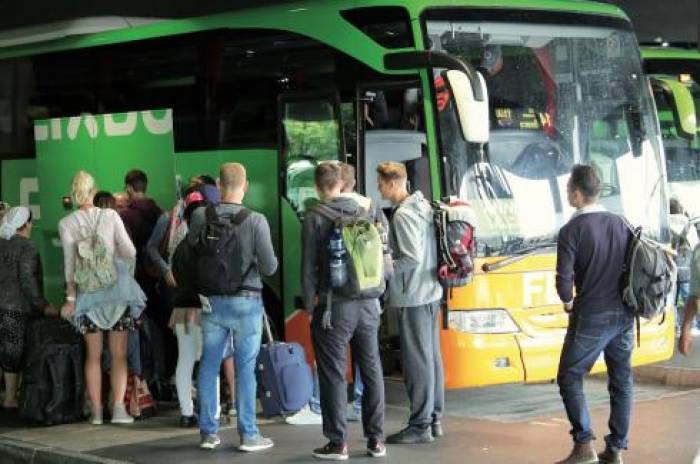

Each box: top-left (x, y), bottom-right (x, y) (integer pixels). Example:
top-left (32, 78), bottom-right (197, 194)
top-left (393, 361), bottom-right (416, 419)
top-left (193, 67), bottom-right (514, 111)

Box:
top-left (340, 163), bottom-right (356, 192)
top-left (72, 170), bottom-right (97, 206)
top-left (376, 161), bottom-right (407, 182)
top-left (220, 163), bottom-right (246, 191)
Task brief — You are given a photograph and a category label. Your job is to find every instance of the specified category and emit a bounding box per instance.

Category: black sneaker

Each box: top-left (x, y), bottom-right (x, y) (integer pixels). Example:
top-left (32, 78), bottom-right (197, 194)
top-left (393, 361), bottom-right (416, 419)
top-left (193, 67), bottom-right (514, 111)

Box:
top-left (386, 425), bottom-right (433, 444)
top-left (179, 415), bottom-right (198, 428)
top-left (313, 442), bottom-right (349, 460)
top-left (431, 421), bottom-right (444, 438)
top-left (366, 438), bottom-right (387, 458)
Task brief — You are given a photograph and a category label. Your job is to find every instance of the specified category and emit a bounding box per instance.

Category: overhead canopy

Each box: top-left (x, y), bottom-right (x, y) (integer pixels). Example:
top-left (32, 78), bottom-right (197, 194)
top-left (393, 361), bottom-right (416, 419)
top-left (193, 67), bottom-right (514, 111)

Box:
top-left (0, 1), bottom-right (296, 30)
top-left (1, 0), bottom-right (698, 45)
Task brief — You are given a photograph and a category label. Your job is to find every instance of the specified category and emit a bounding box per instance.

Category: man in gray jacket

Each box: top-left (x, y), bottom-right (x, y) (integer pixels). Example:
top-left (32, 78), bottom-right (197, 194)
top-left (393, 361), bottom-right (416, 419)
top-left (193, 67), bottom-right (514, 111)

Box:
top-left (378, 161), bottom-right (445, 445)
top-left (187, 163), bottom-right (278, 452)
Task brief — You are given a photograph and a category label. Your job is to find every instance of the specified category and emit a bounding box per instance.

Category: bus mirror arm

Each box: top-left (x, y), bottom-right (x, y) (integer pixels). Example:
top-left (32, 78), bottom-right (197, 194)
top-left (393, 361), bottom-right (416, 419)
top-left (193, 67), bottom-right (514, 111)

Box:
top-left (384, 50), bottom-right (485, 102)
top-left (385, 50), bottom-right (489, 144)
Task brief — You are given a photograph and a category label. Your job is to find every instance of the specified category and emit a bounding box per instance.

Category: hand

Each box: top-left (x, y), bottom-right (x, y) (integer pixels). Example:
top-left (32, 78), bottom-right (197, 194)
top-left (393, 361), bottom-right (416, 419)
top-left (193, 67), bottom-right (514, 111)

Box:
top-left (679, 327), bottom-right (694, 356)
top-left (563, 301), bottom-right (574, 313)
top-left (164, 270), bottom-right (177, 288)
top-left (61, 301), bottom-right (76, 319)
top-left (44, 304), bottom-right (59, 317)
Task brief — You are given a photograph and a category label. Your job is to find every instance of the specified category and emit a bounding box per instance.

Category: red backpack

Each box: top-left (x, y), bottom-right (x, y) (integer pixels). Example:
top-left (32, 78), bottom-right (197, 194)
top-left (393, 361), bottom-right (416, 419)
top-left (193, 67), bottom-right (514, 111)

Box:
top-left (433, 197), bottom-right (477, 288)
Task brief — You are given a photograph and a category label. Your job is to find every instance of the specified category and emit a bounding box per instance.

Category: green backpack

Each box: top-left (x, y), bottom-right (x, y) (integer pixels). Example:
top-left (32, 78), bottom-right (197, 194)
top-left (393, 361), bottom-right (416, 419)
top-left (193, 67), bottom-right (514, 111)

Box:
top-left (317, 204), bottom-right (386, 299)
top-left (73, 209), bottom-right (118, 293)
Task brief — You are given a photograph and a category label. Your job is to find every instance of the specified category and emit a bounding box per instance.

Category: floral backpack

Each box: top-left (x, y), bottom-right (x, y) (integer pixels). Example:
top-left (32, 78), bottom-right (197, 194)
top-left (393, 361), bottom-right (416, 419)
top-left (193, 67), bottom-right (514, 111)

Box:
top-left (74, 209), bottom-right (117, 293)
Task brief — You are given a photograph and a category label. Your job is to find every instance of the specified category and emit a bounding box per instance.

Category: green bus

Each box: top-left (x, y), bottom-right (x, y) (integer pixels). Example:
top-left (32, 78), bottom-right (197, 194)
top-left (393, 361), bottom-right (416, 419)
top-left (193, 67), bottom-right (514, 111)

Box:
top-left (643, 46), bottom-right (700, 217)
top-left (0, 0), bottom-right (673, 389)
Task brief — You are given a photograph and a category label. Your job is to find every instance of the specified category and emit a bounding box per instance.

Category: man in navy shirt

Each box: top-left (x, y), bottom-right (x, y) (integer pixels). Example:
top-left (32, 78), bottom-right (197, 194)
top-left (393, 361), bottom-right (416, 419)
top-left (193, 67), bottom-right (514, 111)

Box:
top-left (554, 165), bottom-right (632, 464)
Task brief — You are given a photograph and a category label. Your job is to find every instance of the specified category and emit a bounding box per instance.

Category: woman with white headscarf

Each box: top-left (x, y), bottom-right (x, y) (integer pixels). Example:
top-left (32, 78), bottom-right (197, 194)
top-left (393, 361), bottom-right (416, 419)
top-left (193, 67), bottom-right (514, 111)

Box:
top-left (0, 206), bottom-right (53, 409)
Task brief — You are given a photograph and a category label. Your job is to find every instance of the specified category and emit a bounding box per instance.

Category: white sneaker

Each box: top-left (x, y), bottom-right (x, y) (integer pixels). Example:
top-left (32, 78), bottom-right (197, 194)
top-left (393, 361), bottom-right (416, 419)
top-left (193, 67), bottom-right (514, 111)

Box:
top-left (110, 403), bottom-right (134, 424)
top-left (89, 408), bottom-right (103, 425)
top-left (285, 405), bottom-right (322, 425)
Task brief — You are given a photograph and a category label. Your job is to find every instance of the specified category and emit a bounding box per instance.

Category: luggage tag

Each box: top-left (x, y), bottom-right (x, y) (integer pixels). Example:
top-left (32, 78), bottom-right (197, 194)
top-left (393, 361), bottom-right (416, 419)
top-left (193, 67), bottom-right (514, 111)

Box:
top-left (199, 294), bottom-right (213, 313)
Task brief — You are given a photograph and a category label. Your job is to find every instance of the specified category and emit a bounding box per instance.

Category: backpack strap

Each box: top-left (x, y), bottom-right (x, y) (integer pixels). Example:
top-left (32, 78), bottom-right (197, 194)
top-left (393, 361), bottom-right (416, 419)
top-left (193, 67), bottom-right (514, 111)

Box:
top-left (231, 208), bottom-right (251, 225)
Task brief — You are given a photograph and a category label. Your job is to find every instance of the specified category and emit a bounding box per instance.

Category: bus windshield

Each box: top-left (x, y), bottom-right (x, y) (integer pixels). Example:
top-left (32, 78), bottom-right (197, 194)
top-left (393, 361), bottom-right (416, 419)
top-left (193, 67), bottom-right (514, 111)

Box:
top-left (427, 18), bottom-right (670, 256)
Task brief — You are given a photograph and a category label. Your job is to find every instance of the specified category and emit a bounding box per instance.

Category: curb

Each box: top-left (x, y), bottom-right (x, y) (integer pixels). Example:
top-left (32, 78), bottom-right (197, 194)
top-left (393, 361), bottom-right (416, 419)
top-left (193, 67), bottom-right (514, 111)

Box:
top-left (634, 364), bottom-right (700, 387)
top-left (0, 437), bottom-right (129, 464)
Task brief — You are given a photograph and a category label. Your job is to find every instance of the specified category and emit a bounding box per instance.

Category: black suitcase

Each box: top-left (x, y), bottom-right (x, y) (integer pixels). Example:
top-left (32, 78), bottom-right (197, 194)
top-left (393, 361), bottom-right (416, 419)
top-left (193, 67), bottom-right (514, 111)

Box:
top-left (18, 317), bottom-right (85, 425)
top-left (256, 311), bottom-right (313, 417)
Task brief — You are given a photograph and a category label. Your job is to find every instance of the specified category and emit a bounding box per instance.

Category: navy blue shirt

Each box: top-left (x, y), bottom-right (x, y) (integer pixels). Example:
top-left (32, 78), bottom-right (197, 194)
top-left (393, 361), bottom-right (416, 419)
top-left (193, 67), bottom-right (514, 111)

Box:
top-left (556, 210), bottom-right (631, 312)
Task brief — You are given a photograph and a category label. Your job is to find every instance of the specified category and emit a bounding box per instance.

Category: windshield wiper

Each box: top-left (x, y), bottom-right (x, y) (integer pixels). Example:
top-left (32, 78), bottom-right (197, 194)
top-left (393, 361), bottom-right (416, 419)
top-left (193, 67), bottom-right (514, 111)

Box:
top-left (482, 241), bottom-right (557, 273)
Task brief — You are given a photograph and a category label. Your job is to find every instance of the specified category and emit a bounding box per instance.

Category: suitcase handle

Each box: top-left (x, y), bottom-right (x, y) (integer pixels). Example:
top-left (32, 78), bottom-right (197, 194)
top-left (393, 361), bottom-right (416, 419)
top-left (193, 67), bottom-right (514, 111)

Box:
top-left (262, 310), bottom-right (274, 344)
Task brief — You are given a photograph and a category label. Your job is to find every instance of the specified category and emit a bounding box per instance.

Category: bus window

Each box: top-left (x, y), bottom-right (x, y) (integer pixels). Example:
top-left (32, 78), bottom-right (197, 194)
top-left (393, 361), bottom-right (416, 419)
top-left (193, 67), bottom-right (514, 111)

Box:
top-left (361, 85), bottom-right (429, 210)
top-left (281, 96), bottom-right (343, 215)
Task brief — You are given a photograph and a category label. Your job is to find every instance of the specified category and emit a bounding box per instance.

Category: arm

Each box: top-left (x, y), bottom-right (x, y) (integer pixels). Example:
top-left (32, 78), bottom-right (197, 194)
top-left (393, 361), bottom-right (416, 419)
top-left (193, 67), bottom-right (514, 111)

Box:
top-left (391, 210), bottom-right (421, 276)
top-left (680, 245), bottom-right (700, 355)
top-left (58, 219), bottom-right (78, 317)
top-left (111, 210), bottom-right (136, 260)
top-left (145, 213), bottom-right (171, 277)
top-left (18, 242), bottom-right (49, 314)
top-left (253, 215), bottom-right (278, 277)
top-left (555, 225), bottom-right (576, 308)
top-left (302, 213), bottom-right (319, 312)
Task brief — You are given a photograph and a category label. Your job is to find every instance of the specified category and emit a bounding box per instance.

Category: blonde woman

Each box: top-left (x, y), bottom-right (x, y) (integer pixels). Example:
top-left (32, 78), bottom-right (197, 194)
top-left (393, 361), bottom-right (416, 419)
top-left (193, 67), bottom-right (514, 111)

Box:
top-left (59, 171), bottom-right (146, 425)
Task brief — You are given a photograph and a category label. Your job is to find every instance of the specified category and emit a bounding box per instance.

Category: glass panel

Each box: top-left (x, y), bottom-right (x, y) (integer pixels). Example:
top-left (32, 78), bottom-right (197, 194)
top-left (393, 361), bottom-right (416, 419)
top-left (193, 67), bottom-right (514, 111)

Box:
top-left (361, 86), bottom-right (428, 210)
top-left (282, 98), bottom-right (341, 215)
top-left (427, 18), bottom-right (670, 255)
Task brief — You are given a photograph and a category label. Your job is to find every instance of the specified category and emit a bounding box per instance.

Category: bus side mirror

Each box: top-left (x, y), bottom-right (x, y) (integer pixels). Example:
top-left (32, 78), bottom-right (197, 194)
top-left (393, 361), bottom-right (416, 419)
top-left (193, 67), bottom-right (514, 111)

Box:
top-left (443, 69), bottom-right (490, 144)
top-left (651, 77), bottom-right (697, 139)
top-left (669, 81), bottom-right (697, 139)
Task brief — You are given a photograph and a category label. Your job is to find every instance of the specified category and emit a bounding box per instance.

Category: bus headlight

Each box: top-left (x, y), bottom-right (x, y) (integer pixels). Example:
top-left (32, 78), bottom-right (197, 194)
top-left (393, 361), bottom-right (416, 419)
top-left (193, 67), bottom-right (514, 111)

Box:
top-left (448, 309), bottom-right (520, 334)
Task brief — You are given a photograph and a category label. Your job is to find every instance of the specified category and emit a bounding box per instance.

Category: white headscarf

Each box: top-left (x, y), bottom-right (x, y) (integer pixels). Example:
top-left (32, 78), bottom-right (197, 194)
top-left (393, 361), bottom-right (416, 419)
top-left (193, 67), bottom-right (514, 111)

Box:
top-left (0, 206), bottom-right (31, 240)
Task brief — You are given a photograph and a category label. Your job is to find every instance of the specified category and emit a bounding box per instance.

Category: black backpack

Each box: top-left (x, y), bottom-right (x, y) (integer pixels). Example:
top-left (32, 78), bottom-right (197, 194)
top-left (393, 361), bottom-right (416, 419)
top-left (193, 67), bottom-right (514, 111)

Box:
top-left (19, 318), bottom-right (85, 425)
top-left (195, 205), bottom-right (253, 296)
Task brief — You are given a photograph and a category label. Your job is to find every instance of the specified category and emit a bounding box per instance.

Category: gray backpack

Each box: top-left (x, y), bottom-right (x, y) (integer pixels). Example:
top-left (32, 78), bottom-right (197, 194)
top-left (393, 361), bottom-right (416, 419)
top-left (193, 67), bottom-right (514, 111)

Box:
top-left (621, 224), bottom-right (675, 344)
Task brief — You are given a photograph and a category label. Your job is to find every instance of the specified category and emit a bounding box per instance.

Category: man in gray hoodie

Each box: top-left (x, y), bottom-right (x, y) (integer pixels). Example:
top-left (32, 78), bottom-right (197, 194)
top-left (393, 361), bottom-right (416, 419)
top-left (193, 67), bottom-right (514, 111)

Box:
top-left (378, 161), bottom-right (445, 445)
top-left (303, 162), bottom-right (386, 460)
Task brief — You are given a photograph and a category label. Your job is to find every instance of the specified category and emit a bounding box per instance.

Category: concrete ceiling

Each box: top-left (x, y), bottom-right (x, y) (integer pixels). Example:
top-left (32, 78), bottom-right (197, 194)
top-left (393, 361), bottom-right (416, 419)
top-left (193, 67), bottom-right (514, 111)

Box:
top-left (1, 1), bottom-right (698, 45)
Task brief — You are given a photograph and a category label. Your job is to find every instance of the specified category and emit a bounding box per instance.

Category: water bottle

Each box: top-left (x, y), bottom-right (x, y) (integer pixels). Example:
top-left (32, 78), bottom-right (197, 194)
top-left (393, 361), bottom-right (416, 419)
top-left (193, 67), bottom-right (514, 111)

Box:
top-left (376, 221), bottom-right (394, 279)
top-left (329, 227), bottom-right (347, 288)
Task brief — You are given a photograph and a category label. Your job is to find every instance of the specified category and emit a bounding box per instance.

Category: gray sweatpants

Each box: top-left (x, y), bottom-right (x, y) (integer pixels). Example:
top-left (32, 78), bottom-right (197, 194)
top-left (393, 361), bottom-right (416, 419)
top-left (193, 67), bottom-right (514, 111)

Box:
top-left (312, 298), bottom-right (385, 444)
top-left (397, 301), bottom-right (444, 427)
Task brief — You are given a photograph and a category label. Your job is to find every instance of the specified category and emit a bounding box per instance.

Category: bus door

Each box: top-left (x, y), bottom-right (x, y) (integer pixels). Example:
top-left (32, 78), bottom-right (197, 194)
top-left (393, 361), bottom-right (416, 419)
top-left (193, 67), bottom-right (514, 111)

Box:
top-left (278, 91), bottom-right (344, 355)
top-left (357, 81), bottom-right (429, 370)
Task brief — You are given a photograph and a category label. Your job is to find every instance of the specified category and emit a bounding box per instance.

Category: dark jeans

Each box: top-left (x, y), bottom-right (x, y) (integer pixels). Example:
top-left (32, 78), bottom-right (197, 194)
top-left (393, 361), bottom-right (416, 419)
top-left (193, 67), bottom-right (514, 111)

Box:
top-left (312, 298), bottom-right (384, 444)
top-left (397, 302), bottom-right (444, 427)
top-left (557, 308), bottom-right (634, 451)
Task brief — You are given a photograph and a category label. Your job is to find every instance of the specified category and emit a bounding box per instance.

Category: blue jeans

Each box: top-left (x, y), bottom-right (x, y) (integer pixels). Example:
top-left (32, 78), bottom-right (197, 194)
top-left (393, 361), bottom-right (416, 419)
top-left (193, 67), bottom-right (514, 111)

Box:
top-left (557, 308), bottom-right (634, 451)
top-left (199, 296), bottom-right (263, 439)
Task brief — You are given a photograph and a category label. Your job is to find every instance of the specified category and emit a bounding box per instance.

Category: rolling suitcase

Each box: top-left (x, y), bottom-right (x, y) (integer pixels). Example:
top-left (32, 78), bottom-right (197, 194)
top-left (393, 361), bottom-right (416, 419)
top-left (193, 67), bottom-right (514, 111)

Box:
top-left (256, 311), bottom-right (313, 417)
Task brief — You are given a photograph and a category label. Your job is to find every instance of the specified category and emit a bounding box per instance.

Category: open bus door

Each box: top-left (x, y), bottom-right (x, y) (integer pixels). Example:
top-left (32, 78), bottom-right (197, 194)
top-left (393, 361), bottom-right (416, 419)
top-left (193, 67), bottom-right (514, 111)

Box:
top-left (277, 91), bottom-right (344, 360)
